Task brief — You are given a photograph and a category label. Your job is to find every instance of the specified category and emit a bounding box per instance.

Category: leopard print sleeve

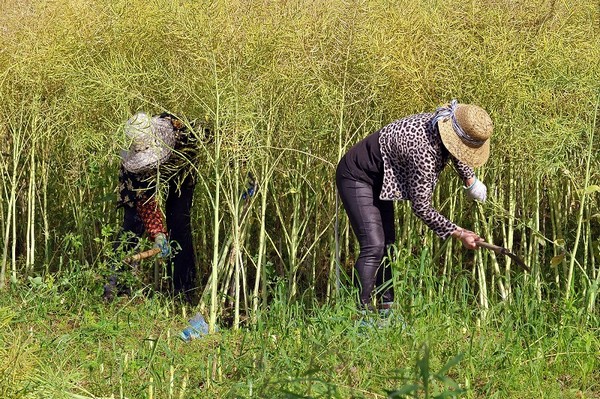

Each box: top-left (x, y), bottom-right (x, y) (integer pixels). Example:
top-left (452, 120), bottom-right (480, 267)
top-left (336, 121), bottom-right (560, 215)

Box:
top-left (450, 156), bottom-right (475, 182)
top-left (407, 155), bottom-right (458, 240)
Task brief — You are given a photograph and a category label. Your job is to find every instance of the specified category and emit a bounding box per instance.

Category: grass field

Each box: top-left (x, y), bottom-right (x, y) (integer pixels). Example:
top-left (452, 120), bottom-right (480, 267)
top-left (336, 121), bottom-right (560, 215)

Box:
top-left (1, 257), bottom-right (598, 398)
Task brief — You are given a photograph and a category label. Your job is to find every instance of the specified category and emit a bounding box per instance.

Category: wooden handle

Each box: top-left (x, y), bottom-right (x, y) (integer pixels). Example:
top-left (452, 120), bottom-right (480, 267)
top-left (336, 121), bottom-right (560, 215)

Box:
top-left (124, 247), bottom-right (161, 264)
top-left (475, 240), bottom-right (530, 272)
top-left (475, 241), bottom-right (501, 252)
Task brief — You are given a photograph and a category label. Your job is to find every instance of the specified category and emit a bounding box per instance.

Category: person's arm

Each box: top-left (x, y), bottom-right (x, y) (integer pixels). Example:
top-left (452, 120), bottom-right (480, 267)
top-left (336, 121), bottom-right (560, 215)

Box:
top-left (411, 193), bottom-right (481, 248)
top-left (136, 196), bottom-right (170, 256)
top-left (451, 156), bottom-right (475, 187)
top-left (451, 156), bottom-right (486, 202)
top-left (408, 163), bottom-right (481, 247)
top-left (136, 196), bottom-right (166, 239)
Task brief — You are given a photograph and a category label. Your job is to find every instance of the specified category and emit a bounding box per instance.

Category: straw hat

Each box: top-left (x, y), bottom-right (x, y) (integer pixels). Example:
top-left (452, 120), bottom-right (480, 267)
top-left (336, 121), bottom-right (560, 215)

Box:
top-left (121, 112), bottom-right (177, 173)
top-left (437, 103), bottom-right (493, 168)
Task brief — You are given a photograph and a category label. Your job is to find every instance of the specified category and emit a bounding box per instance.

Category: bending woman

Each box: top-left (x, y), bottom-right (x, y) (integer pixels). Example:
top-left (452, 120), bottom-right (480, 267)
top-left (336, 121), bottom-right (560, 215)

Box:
top-left (105, 112), bottom-right (202, 303)
top-left (336, 100), bottom-right (492, 310)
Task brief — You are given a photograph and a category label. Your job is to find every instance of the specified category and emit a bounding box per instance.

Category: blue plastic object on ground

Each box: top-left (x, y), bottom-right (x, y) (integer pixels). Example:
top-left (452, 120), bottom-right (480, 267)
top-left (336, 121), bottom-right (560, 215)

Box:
top-left (180, 313), bottom-right (211, 342)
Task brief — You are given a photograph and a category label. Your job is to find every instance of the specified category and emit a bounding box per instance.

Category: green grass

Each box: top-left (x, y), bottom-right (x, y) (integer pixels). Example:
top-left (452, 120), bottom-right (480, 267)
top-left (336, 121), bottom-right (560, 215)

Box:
top-left (1, 265), bottom-right (598, 399)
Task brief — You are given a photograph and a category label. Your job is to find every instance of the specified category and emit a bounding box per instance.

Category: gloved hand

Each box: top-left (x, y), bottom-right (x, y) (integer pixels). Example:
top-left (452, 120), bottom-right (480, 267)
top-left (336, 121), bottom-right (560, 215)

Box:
top-left (154, 233), bottom-right (170, 257)
top-left (464, 177), bottom-right (487, 203)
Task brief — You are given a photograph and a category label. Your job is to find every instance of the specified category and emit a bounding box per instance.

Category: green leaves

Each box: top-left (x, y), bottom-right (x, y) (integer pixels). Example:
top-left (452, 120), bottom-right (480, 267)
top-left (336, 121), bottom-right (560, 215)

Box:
top-left (387, 344), bottom-right (466, 399)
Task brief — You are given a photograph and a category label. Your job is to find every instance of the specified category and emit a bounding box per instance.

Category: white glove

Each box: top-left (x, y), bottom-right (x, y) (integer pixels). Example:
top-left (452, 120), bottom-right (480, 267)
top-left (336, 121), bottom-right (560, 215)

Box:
top-left (465, 177), bottom-right (487, 202)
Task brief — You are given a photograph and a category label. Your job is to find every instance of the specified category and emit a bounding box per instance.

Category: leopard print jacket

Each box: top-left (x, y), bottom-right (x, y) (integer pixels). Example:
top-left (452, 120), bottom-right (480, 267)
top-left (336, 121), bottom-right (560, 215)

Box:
top-left (378, 112), bottom-right (475, 239)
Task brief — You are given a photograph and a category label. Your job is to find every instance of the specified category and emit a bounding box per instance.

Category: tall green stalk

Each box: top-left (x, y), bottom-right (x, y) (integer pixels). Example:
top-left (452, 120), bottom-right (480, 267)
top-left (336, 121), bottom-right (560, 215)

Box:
top-left (209, 58), bottom-right (222, 333)
top-left (565, 94), bottom-right (598, 301)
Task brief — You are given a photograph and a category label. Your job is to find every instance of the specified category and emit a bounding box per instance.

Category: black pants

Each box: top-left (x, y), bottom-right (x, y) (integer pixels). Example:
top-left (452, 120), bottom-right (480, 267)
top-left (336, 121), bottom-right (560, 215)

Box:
top-left (336, 164), bottom-right (395, 307)
top-left (118, 176), bottom-right (196, 296)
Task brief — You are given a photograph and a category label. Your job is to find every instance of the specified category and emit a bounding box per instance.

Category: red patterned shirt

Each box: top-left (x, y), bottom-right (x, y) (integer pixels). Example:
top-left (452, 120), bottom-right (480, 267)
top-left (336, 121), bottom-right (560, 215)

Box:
top-left (136, 197), bottom-right (167, 240)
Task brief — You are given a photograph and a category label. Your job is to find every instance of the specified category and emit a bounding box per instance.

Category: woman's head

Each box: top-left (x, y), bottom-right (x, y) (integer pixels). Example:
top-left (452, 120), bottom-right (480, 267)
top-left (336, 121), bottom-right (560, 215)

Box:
top-left (433, 100), bottom-right (493, 168)
top-left (121, 112), bottom-right (178, 174)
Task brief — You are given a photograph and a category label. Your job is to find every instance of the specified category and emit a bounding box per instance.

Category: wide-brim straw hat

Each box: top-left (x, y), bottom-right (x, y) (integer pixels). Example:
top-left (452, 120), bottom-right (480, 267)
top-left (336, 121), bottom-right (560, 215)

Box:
top-left (121, 112), bottom-right (177, 173)
top-left (437, 103), bottom-right (493, 168)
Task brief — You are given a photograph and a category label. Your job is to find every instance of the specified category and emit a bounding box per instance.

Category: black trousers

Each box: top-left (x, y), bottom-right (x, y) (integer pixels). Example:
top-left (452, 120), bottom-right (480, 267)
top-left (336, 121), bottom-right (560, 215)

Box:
top-left (336, 163), bottom-right (395, 307)
top-left (118, 175), bottom-right (196, 296)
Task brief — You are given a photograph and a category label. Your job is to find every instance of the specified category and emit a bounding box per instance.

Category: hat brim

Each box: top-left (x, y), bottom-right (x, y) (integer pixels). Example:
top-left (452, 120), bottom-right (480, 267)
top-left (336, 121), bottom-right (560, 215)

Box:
top-left (438, 117), bottom-right (490, 168)
top-left (122, 146), bottom-right (173, 174)
top-left (121, 116), bottom-right (177, 173)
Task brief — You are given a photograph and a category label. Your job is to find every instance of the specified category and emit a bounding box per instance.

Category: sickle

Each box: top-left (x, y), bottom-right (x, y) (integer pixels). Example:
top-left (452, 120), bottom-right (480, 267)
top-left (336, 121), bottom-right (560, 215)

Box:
top-left (476, 240), bottom-right (530, 272)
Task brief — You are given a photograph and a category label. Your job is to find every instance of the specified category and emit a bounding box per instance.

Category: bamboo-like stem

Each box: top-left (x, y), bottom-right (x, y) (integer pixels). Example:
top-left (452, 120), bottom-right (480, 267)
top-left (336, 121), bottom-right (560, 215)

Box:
top-left (10, 123), bottom-right (21, 283)
top-left (589, 235), bottom-right (600, 313)
top-left (232, 158), bottom-right (241, 330)
top-left (41, 156), bottom-right (50, 271)
top-left (0, 164), bottom-right (4, 288)
top-left (548, 183), bottom-right (561, 289)
top-left (1, 191), bottom-right (14, 288)
top-left (504, 165), bottom-right (516, 295)
top-left (209, 57), bottom-right (222, 333)
top-left (26, 138), bottom-right (35, 272)
top-left (565, 94), bottom-right (598, 301)
top-left (474, 205), bottom-right (489, 316)
top-left (440, 179), bottom-right (457, 296)
top-left (582, 207), bottom-right (590, 302)
top-left (252, 167), bottom-right (266, 319)
top-left (531, 178), bottom-right (541, 301)
top-left (477, 205), bottom-right (507, 301)
top-left (562, 185), bottom-right (571, 281)
top-left (253, 161), bottom-right (269, 319)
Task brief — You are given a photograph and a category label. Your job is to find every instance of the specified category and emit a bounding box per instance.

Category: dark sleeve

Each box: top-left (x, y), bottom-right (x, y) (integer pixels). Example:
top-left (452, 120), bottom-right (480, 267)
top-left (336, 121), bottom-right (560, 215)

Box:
top-left (117, 166), bottom-right (155, 208)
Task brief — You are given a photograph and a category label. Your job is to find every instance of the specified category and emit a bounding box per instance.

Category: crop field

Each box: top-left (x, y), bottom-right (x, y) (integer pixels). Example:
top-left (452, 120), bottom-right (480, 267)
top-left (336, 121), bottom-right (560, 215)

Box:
top-left (0, 0), bottom-right (599, 397)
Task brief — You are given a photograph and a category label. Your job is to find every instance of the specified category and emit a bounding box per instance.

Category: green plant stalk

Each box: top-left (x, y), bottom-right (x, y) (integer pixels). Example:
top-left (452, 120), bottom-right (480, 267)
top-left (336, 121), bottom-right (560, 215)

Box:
top-left (272, 168), bottom-right (313, 300)
top-left (504, 166), bottom-right (517, 296)
top-left (566, 94), bottom-right (598, 301)
top-left (201, 235), bottom-right (231, 308)
top-left (209, 58), bottom-right (222, 333)
top-left (26, 139), bottom-right (35, 272)
top-left (474, 206), bottom-right (489, 315)
top-left (477, 205), bottom-right (507, 301)
top-left (1, 191), bottom-right (15, 287)
top-left (10, 123), bottom-right (22, 283)
top-left (41, 157), bottom-right (50, 270)
top-left (549, 184), bottom-right (561, 288)
top-left (582, 203), bottom-right (594, 306)
top-left (558, 183), bottom-right (568, 289)
top-left (286, 192), bottom-right (302, 300)
top-left (251, 137), bottom-right (286, 317)
top-left (0, 167), bottom-right (4, 287)
top-left (252, 136), bottom-right (271, 320)
top-left (531, 178), bottom-right (541, 301)
top-left (253, 162), bottom-right (269, 319)
top-left (328, 214), bottom-right (337, 302)
top-left (586, 210), bottom-right (598, 312)
top-left (440, 179), bottom-right (458, 296)
top-left (334, 55), bottom-right (350, 299)
top-left (232, 157), bottom-right (241, 329)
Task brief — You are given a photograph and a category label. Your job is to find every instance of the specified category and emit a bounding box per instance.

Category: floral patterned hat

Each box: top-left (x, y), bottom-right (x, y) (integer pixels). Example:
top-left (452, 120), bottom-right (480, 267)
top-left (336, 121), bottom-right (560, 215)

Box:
top-left (121, 112), bottom-right (177, 173)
